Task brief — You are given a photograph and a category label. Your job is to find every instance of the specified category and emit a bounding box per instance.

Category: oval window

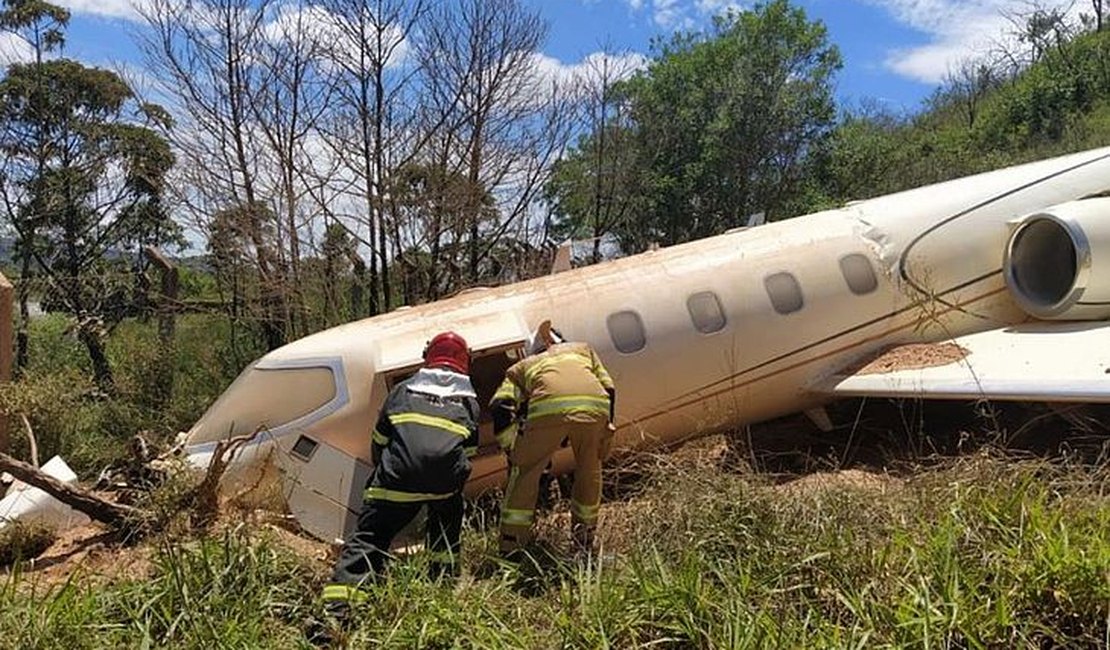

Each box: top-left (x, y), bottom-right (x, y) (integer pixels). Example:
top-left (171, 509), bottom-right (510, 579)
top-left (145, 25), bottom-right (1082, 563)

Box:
top-left (607, 310), bottom-right (646, 353)
top-left (764, 272), bottom-right (804, 315)
top-left (839, 253), bottom-right (878, 295)
top-left (687, 291), bottom-right (726, 334)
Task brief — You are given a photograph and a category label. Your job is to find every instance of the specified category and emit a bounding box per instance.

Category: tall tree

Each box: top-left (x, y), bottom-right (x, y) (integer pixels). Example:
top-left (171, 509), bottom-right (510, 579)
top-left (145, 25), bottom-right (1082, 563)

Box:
top-left (0, 6), bottom-right (176, 391)
top-left (546, 50), bottom-right (644, 262)
top-left (317, 0), bottom-right (428, 314)
top-left (140, 0), bottom-right (289, 350)
top-left (610, 0), bottom-right (841, 249)
top-left (0, 0), bottom-right (68, 375)
top-left (421, 0), bottom-right (573, 286)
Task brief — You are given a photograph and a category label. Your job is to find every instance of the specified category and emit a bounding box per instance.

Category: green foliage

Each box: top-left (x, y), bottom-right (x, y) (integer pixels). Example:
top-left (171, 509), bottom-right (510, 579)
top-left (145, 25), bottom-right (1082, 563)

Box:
top-left (0, 530), bottom-right (317, 649)
top-left (1, 453), bottom-right (1105, 648)
top-left (548, 0), bottom-right (841, 253)
top-left (0, 0), bottom-right (178, 391)
top-left (0, 312), bottom-right (257, 473)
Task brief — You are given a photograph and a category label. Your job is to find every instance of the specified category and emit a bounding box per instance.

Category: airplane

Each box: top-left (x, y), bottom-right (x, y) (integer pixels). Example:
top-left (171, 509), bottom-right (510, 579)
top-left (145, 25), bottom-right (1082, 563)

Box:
top-left (174, 144), bottom-right (1110, 542)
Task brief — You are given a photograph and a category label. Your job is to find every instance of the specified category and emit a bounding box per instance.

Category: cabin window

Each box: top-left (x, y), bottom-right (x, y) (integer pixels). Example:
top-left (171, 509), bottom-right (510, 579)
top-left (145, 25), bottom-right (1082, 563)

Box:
top-left (764, 272), bottom-right (804, 315)
top-left (607, 310), bottom-right (646, 353)
top-left (686, 291), bottom-right (726, 334)
top-left (839, 253), bottom-right (878, 295)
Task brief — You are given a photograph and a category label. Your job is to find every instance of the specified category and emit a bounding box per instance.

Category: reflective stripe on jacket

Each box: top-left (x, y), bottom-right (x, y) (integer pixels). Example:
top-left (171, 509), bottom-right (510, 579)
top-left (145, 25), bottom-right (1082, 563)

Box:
top-left (492, 342), bottom-right (613, 435)
top-left (369, 374), bottom-right (480, 501)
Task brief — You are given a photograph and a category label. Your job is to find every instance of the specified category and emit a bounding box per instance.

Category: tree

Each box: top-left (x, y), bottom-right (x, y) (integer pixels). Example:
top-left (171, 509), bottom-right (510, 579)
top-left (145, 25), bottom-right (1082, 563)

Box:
top-left (316, 0), bottom-right (429, 316)
top-left (546, 50), bottom-right (644, 262)
top-left (139, 0), bottom-right (289, 351)
top-left (0, 3), bottom-right (176, 391)
top-left (586, 0), bottom-right (841, 250)
top-left (419, 0), bottom-right (573, 286)
top-left (0, 0), bottom-right (68, 375)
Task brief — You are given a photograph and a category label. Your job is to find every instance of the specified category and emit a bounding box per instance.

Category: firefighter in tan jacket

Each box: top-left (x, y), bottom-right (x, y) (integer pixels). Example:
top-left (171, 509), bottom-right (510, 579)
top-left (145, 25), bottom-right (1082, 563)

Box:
top-left (491, 321), bottom-right (615, 554)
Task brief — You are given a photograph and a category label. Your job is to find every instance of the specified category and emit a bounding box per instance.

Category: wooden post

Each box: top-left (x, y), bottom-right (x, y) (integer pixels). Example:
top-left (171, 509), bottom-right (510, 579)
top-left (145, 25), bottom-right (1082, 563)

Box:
top-left (142, 247), bottom-right (178, 406)
top-left (0, 272), bottom-right (11, 455)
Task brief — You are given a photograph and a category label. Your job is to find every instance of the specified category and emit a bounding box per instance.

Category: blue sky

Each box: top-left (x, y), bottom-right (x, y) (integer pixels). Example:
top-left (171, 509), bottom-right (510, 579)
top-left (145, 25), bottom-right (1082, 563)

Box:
top-left (0, 0), bottom-right (1087, 112)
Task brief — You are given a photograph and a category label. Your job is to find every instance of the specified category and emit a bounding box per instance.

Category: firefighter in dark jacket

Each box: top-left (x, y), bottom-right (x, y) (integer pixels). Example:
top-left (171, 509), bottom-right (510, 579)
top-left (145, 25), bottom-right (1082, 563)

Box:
top-left (321, 331), bottom-right (479, 614)
top-left (491, 320), bottom-right (615, 555)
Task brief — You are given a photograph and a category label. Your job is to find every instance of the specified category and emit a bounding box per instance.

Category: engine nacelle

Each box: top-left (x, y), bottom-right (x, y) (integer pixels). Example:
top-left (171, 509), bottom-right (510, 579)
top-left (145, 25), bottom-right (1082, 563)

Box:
top-left (1004, 197), bottom-right (1110, 320)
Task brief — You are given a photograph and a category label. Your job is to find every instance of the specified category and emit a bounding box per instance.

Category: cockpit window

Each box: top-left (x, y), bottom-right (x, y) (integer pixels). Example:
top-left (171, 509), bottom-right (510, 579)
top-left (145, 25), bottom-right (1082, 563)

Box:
top-left (189, 365), bottom-right (337, 443)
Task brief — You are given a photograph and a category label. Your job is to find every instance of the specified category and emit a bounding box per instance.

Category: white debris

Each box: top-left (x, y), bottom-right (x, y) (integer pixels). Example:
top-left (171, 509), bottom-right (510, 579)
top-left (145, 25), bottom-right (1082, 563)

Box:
top-left (0, 456), bottom-right (91, 532)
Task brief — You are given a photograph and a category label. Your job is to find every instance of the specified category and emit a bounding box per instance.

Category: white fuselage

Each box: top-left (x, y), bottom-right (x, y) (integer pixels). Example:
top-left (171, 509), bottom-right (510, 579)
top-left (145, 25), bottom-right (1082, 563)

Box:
top-left (183, 146), bottom-right (1110, 539)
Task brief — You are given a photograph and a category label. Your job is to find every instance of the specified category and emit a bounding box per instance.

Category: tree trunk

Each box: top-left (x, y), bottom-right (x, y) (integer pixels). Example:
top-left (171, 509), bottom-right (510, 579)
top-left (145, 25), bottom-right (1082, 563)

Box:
top-left (14, 250), bottom-right (31, 376)
top-left (78, 324), bottom-right (114, 394)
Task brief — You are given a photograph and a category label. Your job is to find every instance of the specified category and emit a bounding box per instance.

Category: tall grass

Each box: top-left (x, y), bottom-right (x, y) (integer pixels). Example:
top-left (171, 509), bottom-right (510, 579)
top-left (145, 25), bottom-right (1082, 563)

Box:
top-left (1, 450), bottom-right (1107, 648)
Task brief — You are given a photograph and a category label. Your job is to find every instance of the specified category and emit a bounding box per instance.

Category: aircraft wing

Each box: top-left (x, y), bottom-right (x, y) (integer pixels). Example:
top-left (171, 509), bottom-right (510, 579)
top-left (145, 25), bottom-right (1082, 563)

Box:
top-left (814, 322), bottom-right (1110, 403)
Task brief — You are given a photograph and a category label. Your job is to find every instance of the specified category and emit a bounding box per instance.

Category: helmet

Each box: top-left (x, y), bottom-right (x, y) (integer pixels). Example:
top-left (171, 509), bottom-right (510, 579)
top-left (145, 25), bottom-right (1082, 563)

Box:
top-left (423, 331), bottom-right (470, 374)
top-left (527, 320), bottom-right (565, 355)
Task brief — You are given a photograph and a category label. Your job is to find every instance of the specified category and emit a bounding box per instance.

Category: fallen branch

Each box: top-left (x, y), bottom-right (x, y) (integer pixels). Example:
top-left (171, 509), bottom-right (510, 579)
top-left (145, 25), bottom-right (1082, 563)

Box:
top-left (0, 450), bottom-right (151, 532)
top-left (191, 426), bottom-right (267, 529)
top-left (18, 413), bottom-right (39, 469)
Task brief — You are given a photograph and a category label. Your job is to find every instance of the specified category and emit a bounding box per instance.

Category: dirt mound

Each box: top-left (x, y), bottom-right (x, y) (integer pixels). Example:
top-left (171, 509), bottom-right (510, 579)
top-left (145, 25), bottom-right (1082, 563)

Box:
top-left (775, 468), bottom-right (902, 497)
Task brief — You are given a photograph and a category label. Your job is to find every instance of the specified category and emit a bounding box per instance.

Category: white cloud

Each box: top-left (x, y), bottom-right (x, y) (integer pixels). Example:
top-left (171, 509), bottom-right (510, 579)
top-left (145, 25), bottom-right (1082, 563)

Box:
top-left (0, 33), bottom-right (33, 65)
top-left (653, 0), bottom-right (685, 27)
top-left (863, 0), bottom-right (1085, 84)
top-left (530, 50), bottom-right (647, 91)
top-left (616, 0), bottom-right (746, 28)
top-left (695, 0), bottom-right (744, 16)
top-left (55, 0), bottom-right (140, 20)
top-left (262, 3), bottom-right (409, 70)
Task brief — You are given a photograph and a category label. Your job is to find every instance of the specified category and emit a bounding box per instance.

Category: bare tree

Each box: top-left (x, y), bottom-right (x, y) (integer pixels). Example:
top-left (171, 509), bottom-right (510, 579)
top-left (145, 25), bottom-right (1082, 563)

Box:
top-left (315, 0), bottom-right (430, 314)
top-left (420, 0), bottom-right (573, 288)
top-left (939, 56), bottom-right (999, 129)
top-left (139, 0), bottom-right (289, 350)
top-left (251, 0), bottom-right (332, 336)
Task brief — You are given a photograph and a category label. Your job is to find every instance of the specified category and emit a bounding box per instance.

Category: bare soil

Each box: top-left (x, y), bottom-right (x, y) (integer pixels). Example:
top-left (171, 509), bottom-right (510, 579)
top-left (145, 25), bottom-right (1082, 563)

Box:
top-left (849, 342), bottom-right (967, 374)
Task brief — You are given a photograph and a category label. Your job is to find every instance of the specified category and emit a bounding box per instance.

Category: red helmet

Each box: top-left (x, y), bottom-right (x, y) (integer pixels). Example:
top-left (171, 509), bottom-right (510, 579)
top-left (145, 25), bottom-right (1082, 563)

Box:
top-left (423, 331), bottom-right (470, 374)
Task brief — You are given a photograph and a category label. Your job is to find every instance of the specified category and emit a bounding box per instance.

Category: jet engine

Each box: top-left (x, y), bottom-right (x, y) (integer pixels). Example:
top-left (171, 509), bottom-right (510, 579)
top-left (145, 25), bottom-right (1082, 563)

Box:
top-left (1004, 197), bottom-right (1110, 320)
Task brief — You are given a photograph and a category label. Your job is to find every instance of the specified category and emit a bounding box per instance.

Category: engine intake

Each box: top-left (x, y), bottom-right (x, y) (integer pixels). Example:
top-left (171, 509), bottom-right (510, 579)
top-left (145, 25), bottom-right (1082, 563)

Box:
top-left (1004, 197), bottom-right (1110, 320)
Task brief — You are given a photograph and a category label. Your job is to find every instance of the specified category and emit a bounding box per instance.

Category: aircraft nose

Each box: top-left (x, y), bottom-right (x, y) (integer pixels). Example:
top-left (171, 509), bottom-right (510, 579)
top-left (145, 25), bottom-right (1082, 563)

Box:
top-left (184, 357), bottom-right (349, 449)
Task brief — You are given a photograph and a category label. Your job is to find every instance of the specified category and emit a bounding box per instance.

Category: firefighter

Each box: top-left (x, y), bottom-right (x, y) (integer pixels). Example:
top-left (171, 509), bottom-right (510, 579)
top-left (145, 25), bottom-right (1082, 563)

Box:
top-left (321, 331), bottom-right (479, 617)
top-left (491, 320), bottom-right (615, 556)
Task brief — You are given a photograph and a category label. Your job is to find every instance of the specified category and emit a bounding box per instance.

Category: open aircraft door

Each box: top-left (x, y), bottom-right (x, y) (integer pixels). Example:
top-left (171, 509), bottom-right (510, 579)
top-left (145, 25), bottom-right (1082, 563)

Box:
top-left (279, 307), bottom-right (529, 542)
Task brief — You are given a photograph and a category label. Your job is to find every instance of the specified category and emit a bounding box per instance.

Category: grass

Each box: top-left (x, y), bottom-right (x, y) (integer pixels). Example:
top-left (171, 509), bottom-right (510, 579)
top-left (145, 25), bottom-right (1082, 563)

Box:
top-left (0, 445), bottom-right (1107, 649)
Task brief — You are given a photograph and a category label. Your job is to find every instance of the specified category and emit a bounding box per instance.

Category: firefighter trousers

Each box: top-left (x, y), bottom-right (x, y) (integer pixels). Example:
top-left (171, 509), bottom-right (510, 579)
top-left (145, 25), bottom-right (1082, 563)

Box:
top-left (500, 416), bottom-right (609, 553)
top-left (322, 492), bottom-right (464, 613)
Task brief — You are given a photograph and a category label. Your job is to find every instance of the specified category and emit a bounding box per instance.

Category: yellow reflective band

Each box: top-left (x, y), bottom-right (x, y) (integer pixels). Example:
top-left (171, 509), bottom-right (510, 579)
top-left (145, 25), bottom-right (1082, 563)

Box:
top-left (593, 364), bottom-right (614, 389)
top-left (526, 394), bottom-right (609, 420)
top-left (571, 499), bottom-right (600, 523)
top-left (389, 412), bottom-right (470, 438)
top-left (496, 423), bottom-right (518, 450)
top-left (372, 429), bottom-right (389, 446)
top-left (464, 446), bottom-right (479, 457)
top-left (321, 583), bottom-right (368, 604)
top-left (364, 487), bottom-right (455, 502)
top-left (501, 508), bottom-right (535, 527)
top-left (493, 381), bottom-right (519, 403)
